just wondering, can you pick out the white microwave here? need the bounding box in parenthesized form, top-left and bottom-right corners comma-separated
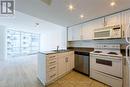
(94, 25, 122, 40)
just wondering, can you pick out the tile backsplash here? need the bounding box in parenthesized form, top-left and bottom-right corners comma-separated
(68, 39, 127, 48)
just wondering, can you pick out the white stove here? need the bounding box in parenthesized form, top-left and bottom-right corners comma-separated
(90, 44, 122, 57)
(90, 44, 123, 87)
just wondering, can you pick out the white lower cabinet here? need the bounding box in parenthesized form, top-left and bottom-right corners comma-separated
(58, 51, 74, 77)
(38, 51, 74, 86)
(67, 51, 75, 71)
(38, 53, 57, 85)
(57, 52, 67, 76)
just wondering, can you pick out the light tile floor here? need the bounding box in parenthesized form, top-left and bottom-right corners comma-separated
(47, 71, 110, 87)
(0, 55, 109, 87)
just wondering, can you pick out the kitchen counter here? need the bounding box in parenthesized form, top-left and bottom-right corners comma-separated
(39, 50, 72, 55)
(38, 50, 74, 86)
(67, 47, 94, 53)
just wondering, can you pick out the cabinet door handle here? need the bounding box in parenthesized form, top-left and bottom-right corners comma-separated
(50, 66, 56, 70)
(65, 58, 67, 62)
(65, 57, 68, 62)
(123, 57, 126, 65)
(67, 58, 69, 62)
(49, 56, 56, 58)
(50, 74, 56, 78)
(104, 17, 106, 26)
(49, 61, 56, 64)
(123, 31, 125, 37)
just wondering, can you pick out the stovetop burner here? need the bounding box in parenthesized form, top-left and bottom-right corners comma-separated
(94, 51, 102, 53)
(107, 52, 118, 55)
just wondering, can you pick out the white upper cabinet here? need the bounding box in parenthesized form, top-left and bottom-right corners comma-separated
(67, 28, 73, 41)
(68, 24, 82, 41)
(72, 24, 82, 41)
(122, 10, 130, 38)
(93, 18, 105, 29)
(67, 10, 130, 41)
(82, 22, 93, 40)
(104, 13, 122, 27)
(82, 18, 104, 40)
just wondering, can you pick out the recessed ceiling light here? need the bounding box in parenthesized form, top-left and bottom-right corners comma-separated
(110, 1, 116, 6)
(80, 14, 84, 19)
(68, 4, 74, 11)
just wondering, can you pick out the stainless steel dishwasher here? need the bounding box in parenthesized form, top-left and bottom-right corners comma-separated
(74, 51, 90, 76)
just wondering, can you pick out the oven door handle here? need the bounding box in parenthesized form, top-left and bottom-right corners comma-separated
(94, 57, 122, 60)
(96, 59, 112, 66)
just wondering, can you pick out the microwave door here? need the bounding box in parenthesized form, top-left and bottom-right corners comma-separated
(126, 24, 130, 44)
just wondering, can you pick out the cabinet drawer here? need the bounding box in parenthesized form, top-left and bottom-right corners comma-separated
(48, 65, 57, 72)
(47, 54, 57, 61)
(47, 71, 57, 81)
(48, 60, 57, 66)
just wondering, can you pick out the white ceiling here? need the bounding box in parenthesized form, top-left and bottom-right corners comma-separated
(16, 0, 130, 27)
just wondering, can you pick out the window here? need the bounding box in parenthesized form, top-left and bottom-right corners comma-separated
(7, 30, 40, 57)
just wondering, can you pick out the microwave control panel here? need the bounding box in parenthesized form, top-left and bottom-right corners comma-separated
(112, 27, 121, 38)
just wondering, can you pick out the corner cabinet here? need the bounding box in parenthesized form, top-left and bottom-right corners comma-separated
(68, 24, 82, 41)
(82, 18, 104, 40)
(104, 13, 122, 27)
(38, 51, 74, 86)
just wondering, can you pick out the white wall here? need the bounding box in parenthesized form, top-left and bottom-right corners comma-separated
(0, 26, 7, 60)
(40, 29, 67, 51)
(0, 11, 67, 60)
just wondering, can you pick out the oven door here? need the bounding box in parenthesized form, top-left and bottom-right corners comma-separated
(90, 54, 122, 78)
